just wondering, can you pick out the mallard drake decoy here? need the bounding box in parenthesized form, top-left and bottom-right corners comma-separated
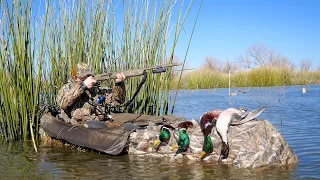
(153, 124, 175, 150)
(171, 121, 193, 154)
(216, 106, 266, 161)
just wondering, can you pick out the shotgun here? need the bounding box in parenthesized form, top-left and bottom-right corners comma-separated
(94, 62, 181, 83)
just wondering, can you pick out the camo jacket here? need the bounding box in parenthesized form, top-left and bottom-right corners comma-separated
(56, 79, 126, 124)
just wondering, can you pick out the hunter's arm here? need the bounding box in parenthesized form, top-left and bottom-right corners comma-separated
(56, 82, 85, 111)
(106, 81, 126, 105)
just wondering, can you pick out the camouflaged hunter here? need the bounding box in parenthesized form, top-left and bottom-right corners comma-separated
(56, 63, 126, 125)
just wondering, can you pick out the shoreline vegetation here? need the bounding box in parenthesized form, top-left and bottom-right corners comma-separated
(171, 45, 320, 89)
(0, 0, 197, 141)
(171, 66, 320, 89)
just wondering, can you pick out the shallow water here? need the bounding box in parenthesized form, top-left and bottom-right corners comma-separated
(0, 85, 319, 179)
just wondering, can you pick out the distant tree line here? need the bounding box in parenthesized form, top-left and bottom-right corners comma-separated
(202, 43, 316, 73)
(171, 43, 320, 89)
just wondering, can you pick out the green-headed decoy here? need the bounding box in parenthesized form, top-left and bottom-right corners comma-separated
(154, 124, 175, 150)
(171, 121, 193, 154)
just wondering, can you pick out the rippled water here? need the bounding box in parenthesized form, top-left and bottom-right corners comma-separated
(0, 85, 319, 179)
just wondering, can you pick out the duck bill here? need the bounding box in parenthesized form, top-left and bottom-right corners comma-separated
(200, 151, 207, 159)
(153, 139, 161, 147)
(171, 144, 179, 151)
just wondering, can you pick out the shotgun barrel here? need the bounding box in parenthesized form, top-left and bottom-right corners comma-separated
(94, 63, 181, 82)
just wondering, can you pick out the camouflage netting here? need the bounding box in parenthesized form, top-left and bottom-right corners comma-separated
(129, 119, 299, 168)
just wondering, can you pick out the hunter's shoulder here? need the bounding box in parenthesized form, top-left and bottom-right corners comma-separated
(58, 80, 79, 93)
(59, 82, 71, 90)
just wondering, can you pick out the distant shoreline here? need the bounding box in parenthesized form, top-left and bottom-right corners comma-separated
(171, 84, 318, 91)
(171, 67, 320, 89)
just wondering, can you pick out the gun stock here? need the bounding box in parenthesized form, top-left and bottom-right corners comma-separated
(94, 63, 181, 82)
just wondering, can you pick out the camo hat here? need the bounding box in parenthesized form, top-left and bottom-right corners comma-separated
(71, 62, 94, 79)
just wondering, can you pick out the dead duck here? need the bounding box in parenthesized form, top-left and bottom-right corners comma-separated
(199, 111, 220, 159)
(215, 106, 266, 161)
(171, 121, 193, 154)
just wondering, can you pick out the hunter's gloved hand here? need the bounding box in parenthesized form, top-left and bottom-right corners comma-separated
(98, 114, 105, 121)
(83, 76, 97, 89)
(115, 73, 126, 83)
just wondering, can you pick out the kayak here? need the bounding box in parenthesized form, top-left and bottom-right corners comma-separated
(40, 111, 185, 155)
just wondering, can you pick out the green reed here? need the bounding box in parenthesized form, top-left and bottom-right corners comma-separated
(0, 0, 195, 141)
(0, 0, 48, 145)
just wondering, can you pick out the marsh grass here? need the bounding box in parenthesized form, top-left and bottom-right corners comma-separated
(0, 0, 48, 144)
(171, 69, 226, 89)
(291, 71, 320, 85)
(173, 66, 319, 89)
(0, 0, 195, 141)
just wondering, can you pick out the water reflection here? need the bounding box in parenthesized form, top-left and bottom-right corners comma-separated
(0, 139, 299, 179)
(0, 140, 47, 179)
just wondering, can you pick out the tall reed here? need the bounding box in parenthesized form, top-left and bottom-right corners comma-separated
(0, 0, 48, 142)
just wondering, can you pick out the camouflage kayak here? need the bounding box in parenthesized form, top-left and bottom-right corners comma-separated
(40, 111, 185, 155)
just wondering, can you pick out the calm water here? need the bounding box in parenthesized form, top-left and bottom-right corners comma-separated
(1, 85, 319, 179)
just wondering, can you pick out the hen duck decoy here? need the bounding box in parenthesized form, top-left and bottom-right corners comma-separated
(171, 121, 193, 154)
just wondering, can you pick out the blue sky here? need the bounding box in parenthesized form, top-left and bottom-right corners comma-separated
(174, 0, 320, 70)
(4, 0, 318, 70)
